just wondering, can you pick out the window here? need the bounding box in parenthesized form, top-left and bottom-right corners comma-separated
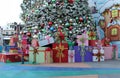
(111, 9, 118, 18)
(6, 32, 8, 36)
(111, 28, 117, 36)
(11, 32, 14, 35)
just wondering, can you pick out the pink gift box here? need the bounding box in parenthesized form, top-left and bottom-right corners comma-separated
(104, 47, 118, 60)
(77, 33, 88, 46)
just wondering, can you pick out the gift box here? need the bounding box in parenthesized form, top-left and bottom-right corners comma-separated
(0, 53, 29, 63)
(93, 47, 104, 62)
(89, 40, 98, 47)
(29, 47, 53, 64)
(74, 46, 93, 62)
(112, 45, 118, 60)
(4, 46, 16, 52)
(104, 46, 116, 60)
(77, 33, 88, 46)
(9, 48, 18, 53)
(39, 37, 54, 47)
(68, 50, 75, 63)
(52, 43, 68, 63)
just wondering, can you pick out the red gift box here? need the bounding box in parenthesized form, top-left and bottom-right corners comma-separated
(52, 43, 68, 63)
(0, 53, 29, 63)
(89, 40, 98, 46)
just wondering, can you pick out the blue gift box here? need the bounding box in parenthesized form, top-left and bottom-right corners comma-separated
(39, 37, 54, 47)
(74, 46, 93, 62)
(4, 46, 16, 52)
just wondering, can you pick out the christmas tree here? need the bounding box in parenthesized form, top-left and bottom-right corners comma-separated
(20, 0, 96, 41)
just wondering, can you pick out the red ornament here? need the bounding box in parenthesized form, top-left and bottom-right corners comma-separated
(69, 26, 73, 30)
(48, 22, 53, 26)
(79, 17, 83, 22)
(68, 0, 74, 4)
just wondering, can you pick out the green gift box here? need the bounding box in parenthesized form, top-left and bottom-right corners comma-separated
(29, 47, 53, 64)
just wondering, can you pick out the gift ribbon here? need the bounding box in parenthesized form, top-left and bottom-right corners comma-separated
(53, 43, 68, 62)
(45, 47, 53, 63)
(78, 46, 92, 62)
(88, 32, 96, 40)
(47, 39, 50, 44)
(93, 50, 104, 62)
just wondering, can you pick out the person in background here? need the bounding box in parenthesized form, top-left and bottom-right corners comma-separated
(21, 32, 28, 54)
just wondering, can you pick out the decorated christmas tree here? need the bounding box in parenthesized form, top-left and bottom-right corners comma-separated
(20, 0, 96, 42)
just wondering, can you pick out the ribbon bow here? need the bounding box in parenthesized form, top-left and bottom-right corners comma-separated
(53, 43, 67, 62)
(93, 50, 104, 62)
(88, 31, 96, 40)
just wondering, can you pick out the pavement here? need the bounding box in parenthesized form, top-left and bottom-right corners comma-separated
(0, 59, 120, 78)
(24, 60, 120, 78)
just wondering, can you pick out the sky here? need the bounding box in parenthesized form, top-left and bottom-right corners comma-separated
(0, 0, 23, 28)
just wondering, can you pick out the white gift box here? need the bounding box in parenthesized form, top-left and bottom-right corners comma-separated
(93, 47, 104, 62)
(68, 50, 75, 63)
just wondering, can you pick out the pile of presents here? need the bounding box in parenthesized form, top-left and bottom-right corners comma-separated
(0, 31, 118, 63)
(29, 32, 118, 64)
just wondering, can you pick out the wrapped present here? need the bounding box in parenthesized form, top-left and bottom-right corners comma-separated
(77, 33, 88, 46)
(104, 46, 117, 60)
(68, 50, 75, 63)
(29, 47, 53, 64)
(112, 45, 118, 59)
(52, 43, 68, 63)
(93, 47, 104, 62)
(74, 46, 93, 62)
(4, 46, 16, 52)
(9, 49, 18, 53)
(9, 48, 18, 53)
(39, 37, 54, 47)
(0, 53, 28, 63)
(101, 38, 110, 47)
(87, 31, 96, 40)
(89, 40, 98, 47)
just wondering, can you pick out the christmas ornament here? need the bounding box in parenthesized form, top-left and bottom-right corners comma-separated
(68, 0, 74, 4)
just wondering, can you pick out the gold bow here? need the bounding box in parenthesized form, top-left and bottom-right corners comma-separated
(88, 31, 96, 40)
(53, 43, 67, 62)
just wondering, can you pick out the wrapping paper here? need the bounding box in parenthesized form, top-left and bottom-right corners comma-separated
(93, 47, 104, 62)
(39, 37, 54, 47)
(104, 46, 117, 60)
(89, 40, 98, 47)
(29, 47, 52, 64)
(77, 33, 88, 46)
(74, 46, 93, 62)
(0, 53, 28, 63)
(52, 43, 68, 63)
(68, 50, 75, 63)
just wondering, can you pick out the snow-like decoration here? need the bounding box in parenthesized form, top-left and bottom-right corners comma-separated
(88, 0, 95, 7)
(99, 16, 104, 20)
(100, 0, 120, 13)
(107, 20, 120, 27)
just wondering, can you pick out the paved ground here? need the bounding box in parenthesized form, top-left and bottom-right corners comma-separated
(0, 59, 120, 78)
